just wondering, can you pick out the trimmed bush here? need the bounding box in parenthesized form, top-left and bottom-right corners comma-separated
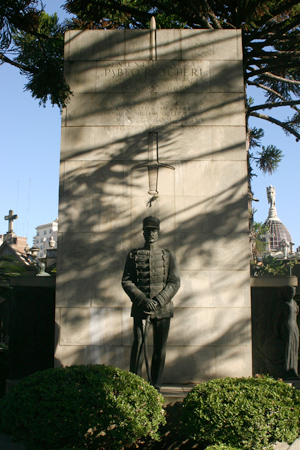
(182, 375, 300, 450)
(0, 364, 166, 450)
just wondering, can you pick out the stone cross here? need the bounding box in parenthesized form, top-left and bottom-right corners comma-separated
(4, 209, 18, 233)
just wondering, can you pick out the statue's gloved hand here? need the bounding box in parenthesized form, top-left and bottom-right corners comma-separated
(137, 295, 150, 306)
(143, 299, 158, 312)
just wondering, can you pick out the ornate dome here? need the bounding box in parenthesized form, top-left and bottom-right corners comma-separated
(263, 185, 293, 252)
(264, 217, 293, 251)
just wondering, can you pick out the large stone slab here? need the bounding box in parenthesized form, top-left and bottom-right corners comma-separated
(56, 28, 251, 384)
(60, 125, 246, 162)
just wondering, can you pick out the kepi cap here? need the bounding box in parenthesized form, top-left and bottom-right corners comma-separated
(143, 216, 160, 230)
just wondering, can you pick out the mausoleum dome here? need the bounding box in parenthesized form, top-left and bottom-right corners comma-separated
(264, 217, 293, 251)
(263, 185, 293, 252)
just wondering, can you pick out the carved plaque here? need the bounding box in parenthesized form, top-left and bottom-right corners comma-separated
(96, 61, 210, 93)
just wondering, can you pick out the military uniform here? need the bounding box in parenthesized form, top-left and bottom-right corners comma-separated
(122, 217, 180, 389)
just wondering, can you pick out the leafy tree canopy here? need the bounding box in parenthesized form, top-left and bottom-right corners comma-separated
(1, 1, 300, 174)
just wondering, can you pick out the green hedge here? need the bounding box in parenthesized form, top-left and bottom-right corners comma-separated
(0, 364, 166, 450)
(182, 375, 300, 450)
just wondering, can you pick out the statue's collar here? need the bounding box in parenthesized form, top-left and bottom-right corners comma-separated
(144, 242, 159, 251)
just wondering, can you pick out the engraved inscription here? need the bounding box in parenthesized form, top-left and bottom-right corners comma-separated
(67, 93, 244, 127)
(125, 100, 195, 125)
(96, 60, 210, 93)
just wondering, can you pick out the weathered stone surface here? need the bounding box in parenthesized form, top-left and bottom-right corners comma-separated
(174, 160, 247, 197)
(174, 195, 248, 235)
(55, 344, 92, 366)
(169, 307, 251, 346)
(66, 30, 126, 61)
(179, 270, 251, 308)
(163, 345, 217, 382)
(175, 232, 249, 270)
(65, 61, 97, 93)
(180, 29, 243, 61)
(163, 343, 252, 383)
(56, 269, 94, 307)
(60, 307, 91, 345)
(90, 345, 131, 368)
(210, 60, 244, 92)
(60, 125, 246, 162)
(91, 271, 128, 307)
(288, 439, 300, 450)
(60, 126, 150, 162)
(214, 344, 252, 378)
(90, 308, 123, 346)
(66, 29, 242, 62)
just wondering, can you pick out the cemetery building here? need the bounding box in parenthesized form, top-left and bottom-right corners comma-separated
(33, 219, 58, 258)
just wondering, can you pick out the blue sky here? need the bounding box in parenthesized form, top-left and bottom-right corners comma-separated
(1, 1, 299, 248)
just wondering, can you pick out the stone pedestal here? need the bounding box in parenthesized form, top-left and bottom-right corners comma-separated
(56, 29, 251, 383)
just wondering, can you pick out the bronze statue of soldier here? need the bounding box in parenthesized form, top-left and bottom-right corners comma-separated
(122, 216, 180, 391)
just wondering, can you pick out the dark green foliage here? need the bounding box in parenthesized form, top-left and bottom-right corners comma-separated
(0, 2, 71, 108)
(0, 364, 166, 450)
(255, 145, 283, 174)
(249, 126, 264, 150)
(251, 255, 298, 276)
(251, 220, 269, 257)
(0, 255, 24, 299)
(181, 376, 300, 450)
(0, 0, 41, 51)
(13, 11, 71, 108)
(249, 126, 283, 176)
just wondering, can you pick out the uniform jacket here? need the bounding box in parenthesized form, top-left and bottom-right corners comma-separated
(122, 246, 180, 319)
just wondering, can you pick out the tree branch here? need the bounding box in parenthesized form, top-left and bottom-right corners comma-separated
(202, 0, 222, 29)
(250, 112, 300, 140)
(189, 1, 214, 29)
(247, 80, 285, 100)
(246, 62, 300, 79)
(248, 34, 299, 49)
(0, 52, 37, 73)
(249, 99, 300, 113)
(262, 14, 300, 45)
(249, 72, 300, 86)
(249, 9, 300, 42)
(248, 50, 300, 60)
(247, 80, 300, 113)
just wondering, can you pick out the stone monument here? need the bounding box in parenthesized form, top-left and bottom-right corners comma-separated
(56, 25, 251, 383)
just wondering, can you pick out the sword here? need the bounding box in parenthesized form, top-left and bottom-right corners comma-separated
(132, 133, 175, 195)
